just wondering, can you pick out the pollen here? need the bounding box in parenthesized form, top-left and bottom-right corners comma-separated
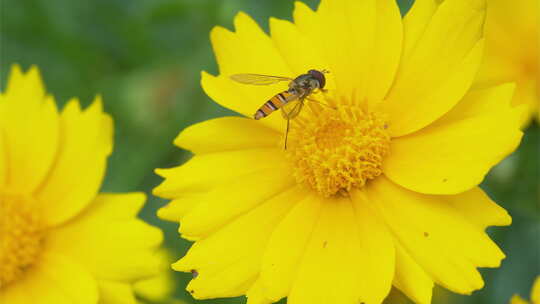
(0, 194, 45, 287)
(286, 101, 390, 197)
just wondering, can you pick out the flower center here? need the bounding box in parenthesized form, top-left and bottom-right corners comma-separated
(0, 194, 44, 287)
(286, 101, 390, 197)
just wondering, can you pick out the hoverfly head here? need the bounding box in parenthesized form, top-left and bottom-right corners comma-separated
(308, 69, 326, 89)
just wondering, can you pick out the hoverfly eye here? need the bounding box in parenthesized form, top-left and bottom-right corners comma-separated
(308, 69, 326, 89)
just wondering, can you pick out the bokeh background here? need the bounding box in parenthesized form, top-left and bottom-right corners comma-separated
(1, 0, 538, 303)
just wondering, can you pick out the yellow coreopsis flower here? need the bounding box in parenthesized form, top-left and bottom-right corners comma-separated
(476, 0, 539, 123)
(510, 276, 540, 304)
(0, 65, 164, 304)
(154, 0, 524, 303)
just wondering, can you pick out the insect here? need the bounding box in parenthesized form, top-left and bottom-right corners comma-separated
(230, 69, 329, 149)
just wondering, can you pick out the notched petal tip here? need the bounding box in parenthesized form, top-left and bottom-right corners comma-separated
(5, 64, 46, 101)
(151, 174, 172, 197)
(294, 0, 315, 14)
(210, 25, 234, 42)
(173, 121, 208, 150)
(63, 97, 83, 113)
(171, 257, 190, 272)
(496, 208, 512, 227)
(9, 63, 23, 75)
(200, 70, 217, 83)
(154, 168, 171, 178)
(151, 185, 166, 197)
(200, 70, 222, 98)
(88, 94, 104, 112)
(156, 205, 174, 221)
(26, 64, 45, 85)
(179, 233, 199, 242)
(233, 11, 258, 32)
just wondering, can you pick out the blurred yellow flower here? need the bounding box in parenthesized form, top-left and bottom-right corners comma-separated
(476, 0, 539, 123)
(0, 65, 164, 304)
(510, 276, 540, 304)
(154, 0, 524, 303)
(133, 249, 178, 304)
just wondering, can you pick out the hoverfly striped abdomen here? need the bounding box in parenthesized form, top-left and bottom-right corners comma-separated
(254, 91, 295, 120)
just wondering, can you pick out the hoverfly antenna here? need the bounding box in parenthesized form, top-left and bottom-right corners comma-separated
(321, 69, 330, 74)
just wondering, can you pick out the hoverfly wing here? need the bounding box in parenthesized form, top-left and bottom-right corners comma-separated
(230, 73, 293, 86)
(281, 98, 304, 120)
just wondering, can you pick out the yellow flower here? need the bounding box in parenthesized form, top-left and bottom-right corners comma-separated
(476, 0, 539, 123)
(133, 249, 178, 303)
(0, 65, 164, 304)
(154, 0, 524, 303)
(510, 276, 540, 304)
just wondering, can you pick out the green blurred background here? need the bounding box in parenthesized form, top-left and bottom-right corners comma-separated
(1, 0, 538, 303)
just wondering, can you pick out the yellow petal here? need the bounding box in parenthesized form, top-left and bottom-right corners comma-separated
(475, 23, 520, 88)
(436, 82, 517, 121)
(366, 0, 403, 103)
(293, 0, 402, 102)
(132, 249, 176, 302)
(510, 294, 530, 304)
(484, 0, 539, 45)
(157, 194, 204, 222)
(475, 0, 539, 125)
(384, 0, 486, 136)
(173, 186, 306, 299)
(212, 12, 291, 77)
(34, 96, 113, 226)
(201, 72, 286, 132)
(288, 195, 394, 304)
(0, 253, 99, 304)
(202, 12, 294, 131)
(259, 193, 324, 301)
(179, 167, 296, 239)
(246, 279, 273, 304)
(175, 116, 280, 154)
(392, 243, 434, 304)
(3, 65, 46, 109)
(0, 65, 60, 194)
(0, 130, 6, 186)
(153, 148, 286, 197)
(532, 276, 540, 304)
(444, 187, 511, 228)
(46, 193, 163, 281)
(513, 77, 539, 126)
(269, 16, 331, 83)
(367, 177, 506, 295)
(132, 272, 174, 303)
(383, 84, 523, 195)
(400, 0, 437, 62)
(97, 280, 137, 304)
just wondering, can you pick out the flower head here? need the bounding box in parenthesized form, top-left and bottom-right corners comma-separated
(154, 0, 524, 303)
(476, 0, 539, 123)
(0, 65, 163, 304)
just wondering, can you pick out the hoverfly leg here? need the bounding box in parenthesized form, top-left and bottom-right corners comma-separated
(305, 97, 335, 110)
(284, 118, 290, 150)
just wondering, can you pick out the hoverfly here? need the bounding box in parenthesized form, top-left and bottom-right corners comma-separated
(230, 69, 329, 149)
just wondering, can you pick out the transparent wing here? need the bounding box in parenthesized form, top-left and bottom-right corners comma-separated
(281, 99, 305, 120)
(230, 73, 293, 86)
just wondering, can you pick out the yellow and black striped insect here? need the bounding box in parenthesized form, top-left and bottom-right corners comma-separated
(230, 69, 329, 149)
